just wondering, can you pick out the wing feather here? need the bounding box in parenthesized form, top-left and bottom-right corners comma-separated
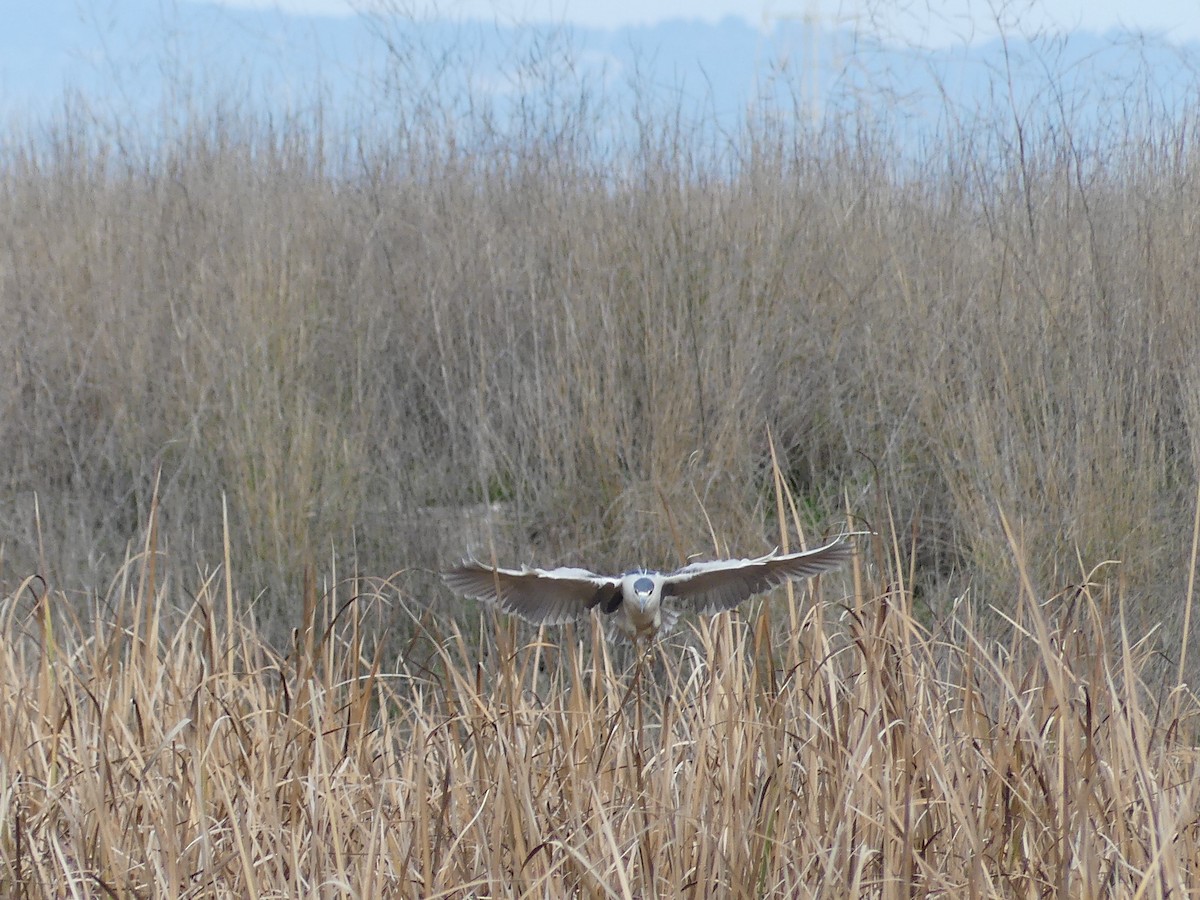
(442, 560, 620, 625)
(661, 537, 852, 615)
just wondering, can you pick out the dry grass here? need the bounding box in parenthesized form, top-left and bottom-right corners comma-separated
(4, 23, 1200, 895)
(2, 493, 1199, 897)
(3, 44, 1200, 647)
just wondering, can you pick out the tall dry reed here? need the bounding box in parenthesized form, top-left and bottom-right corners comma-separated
(1, 489, 1198, 896)
(3, 47, 1200, 651)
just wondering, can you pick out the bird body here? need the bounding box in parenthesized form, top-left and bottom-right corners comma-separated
(611, 573, 674, 643)
(442, 536, 852, 643)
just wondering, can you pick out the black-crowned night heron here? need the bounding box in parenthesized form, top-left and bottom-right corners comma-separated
(442, 536, 853, 643)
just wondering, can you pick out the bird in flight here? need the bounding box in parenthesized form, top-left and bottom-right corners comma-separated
(442, 536, 853, 644)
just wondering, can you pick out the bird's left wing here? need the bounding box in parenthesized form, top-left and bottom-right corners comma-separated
(442, 560, 623, 625)
(661, 537, 852, 616)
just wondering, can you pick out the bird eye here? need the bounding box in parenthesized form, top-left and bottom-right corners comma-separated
(634, 577, 654, 594)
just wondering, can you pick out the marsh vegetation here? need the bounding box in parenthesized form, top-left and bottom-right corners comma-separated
(3, 10, 1200, 894)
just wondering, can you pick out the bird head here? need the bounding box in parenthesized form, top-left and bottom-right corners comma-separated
(632, 576, 656, 610)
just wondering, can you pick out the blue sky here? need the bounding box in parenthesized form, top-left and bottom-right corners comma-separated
(217, 0, 1200, 45)
(4, 0, 1198, 144)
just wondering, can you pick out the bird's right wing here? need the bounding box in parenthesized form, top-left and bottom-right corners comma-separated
(442, 560, 622, 625)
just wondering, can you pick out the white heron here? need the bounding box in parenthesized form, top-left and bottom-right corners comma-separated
(442, 536, 853, 643)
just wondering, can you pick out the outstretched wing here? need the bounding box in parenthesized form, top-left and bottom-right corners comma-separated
(442, 560, 622, 625)
(661, 537, 852, 616)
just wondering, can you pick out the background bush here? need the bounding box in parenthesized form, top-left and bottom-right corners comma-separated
(1, 21, 1198, 655)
